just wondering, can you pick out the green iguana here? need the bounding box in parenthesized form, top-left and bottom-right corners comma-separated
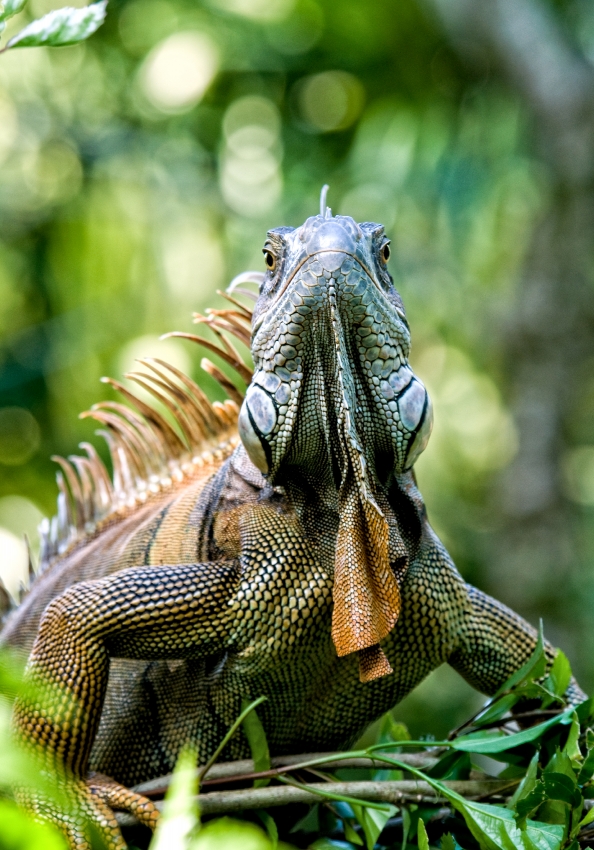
(1, 195, 583, 849)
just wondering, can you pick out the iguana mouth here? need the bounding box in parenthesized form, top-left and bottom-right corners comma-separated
(239, 211, 433, 681)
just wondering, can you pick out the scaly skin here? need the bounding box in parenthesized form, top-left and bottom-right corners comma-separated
(2, 210, 583, 849)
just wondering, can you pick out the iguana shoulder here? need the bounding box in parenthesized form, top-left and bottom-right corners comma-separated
(1, 288, 261, 653)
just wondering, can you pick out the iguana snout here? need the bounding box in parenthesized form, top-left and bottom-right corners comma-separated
(239, 209, 434, 680)
(240, 212, 432, 481)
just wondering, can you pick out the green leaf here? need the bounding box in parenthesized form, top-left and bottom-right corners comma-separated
(190, 817, 275, 849)
(515, 773, 581, 828)
(0, 0, 27, 24)
(448, 798, 563, 850)
(440, 835, 462, 850)
(152, 746, 199, 850)
(351, 803, 398, 850)
(199, 695, 267, 783)
(373, 754, 565, 850)
(575, 699, 594, 725)
(452, 709, 573, 754)
(256, 811, 278, 848)
(4, 0, 106, 50)
(563, 714, 582, 769)
(0, 799, 67, 850)
(578, 804, 594, 829)
(242, 697, 271, 788)
(343, 820, 364, 846)
(509, 752, 539, 809)
(417, 818, 430, 850)
(401, 806, 411, 850)
(578, 746, 594, 784)
(428, 750, 471, 780)
(541, 651, 572, 701)
(472, 693, 521, 729)
(545, 748, 576, 779)
(278, 776, 395, 813)
(493, 621, 546, 699)
(377, 713, 411, 743)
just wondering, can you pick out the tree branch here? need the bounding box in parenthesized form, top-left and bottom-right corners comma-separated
(132, 750, 444, 797)
(116, 778, 517, 826)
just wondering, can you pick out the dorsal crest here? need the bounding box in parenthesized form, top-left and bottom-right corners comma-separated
(35, 279, 262, 576)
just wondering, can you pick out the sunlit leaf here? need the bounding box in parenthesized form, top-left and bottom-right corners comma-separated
(151, 746, 199, 850)
(190, 817, 281, 849)
(417, 817, 430, 850)
(0, 0, 27, 23)
(4, 0, 106, 50)
(0, 799, 67, 850)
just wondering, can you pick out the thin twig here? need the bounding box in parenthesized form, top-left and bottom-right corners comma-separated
(452, 709, 563, 738)
(117, 778, 517, 826)
(134, 750, 444, 798)
(197, 695, 267, 784)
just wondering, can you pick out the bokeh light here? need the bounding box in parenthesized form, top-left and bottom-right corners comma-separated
(0, 495, 44, 598)
(0, 408, 40, 466)
(220, 96, 283, 217)
(296, 71, 365, 133)
(140, 32, 219, 113)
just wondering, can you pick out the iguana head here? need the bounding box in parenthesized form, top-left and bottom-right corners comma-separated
(238, 201, 433, 681)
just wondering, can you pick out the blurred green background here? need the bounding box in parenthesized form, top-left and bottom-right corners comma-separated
(1, 0, 594, 739)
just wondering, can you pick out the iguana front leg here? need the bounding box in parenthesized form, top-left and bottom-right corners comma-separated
(448, 584, 585, 703)
(13, 559, 241, 850)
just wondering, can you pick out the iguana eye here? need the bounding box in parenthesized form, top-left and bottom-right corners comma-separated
(263, 250, 277, 271)
(381, 242, 391, 264)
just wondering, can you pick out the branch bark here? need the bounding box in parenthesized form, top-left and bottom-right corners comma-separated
(116, 778, 517, 826)
(132, 750, 443, 797)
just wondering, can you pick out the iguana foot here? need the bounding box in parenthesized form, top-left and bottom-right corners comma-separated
(16, 779, 128, 850)
(87, 772, 160, 830)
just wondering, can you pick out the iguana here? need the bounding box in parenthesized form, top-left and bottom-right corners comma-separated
(1, 195, 583, 849)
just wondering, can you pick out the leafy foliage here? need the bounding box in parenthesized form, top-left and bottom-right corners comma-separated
(2, 637, 594, 849)
(3, 1, 106, 51)
(0, 0, 106, 50)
